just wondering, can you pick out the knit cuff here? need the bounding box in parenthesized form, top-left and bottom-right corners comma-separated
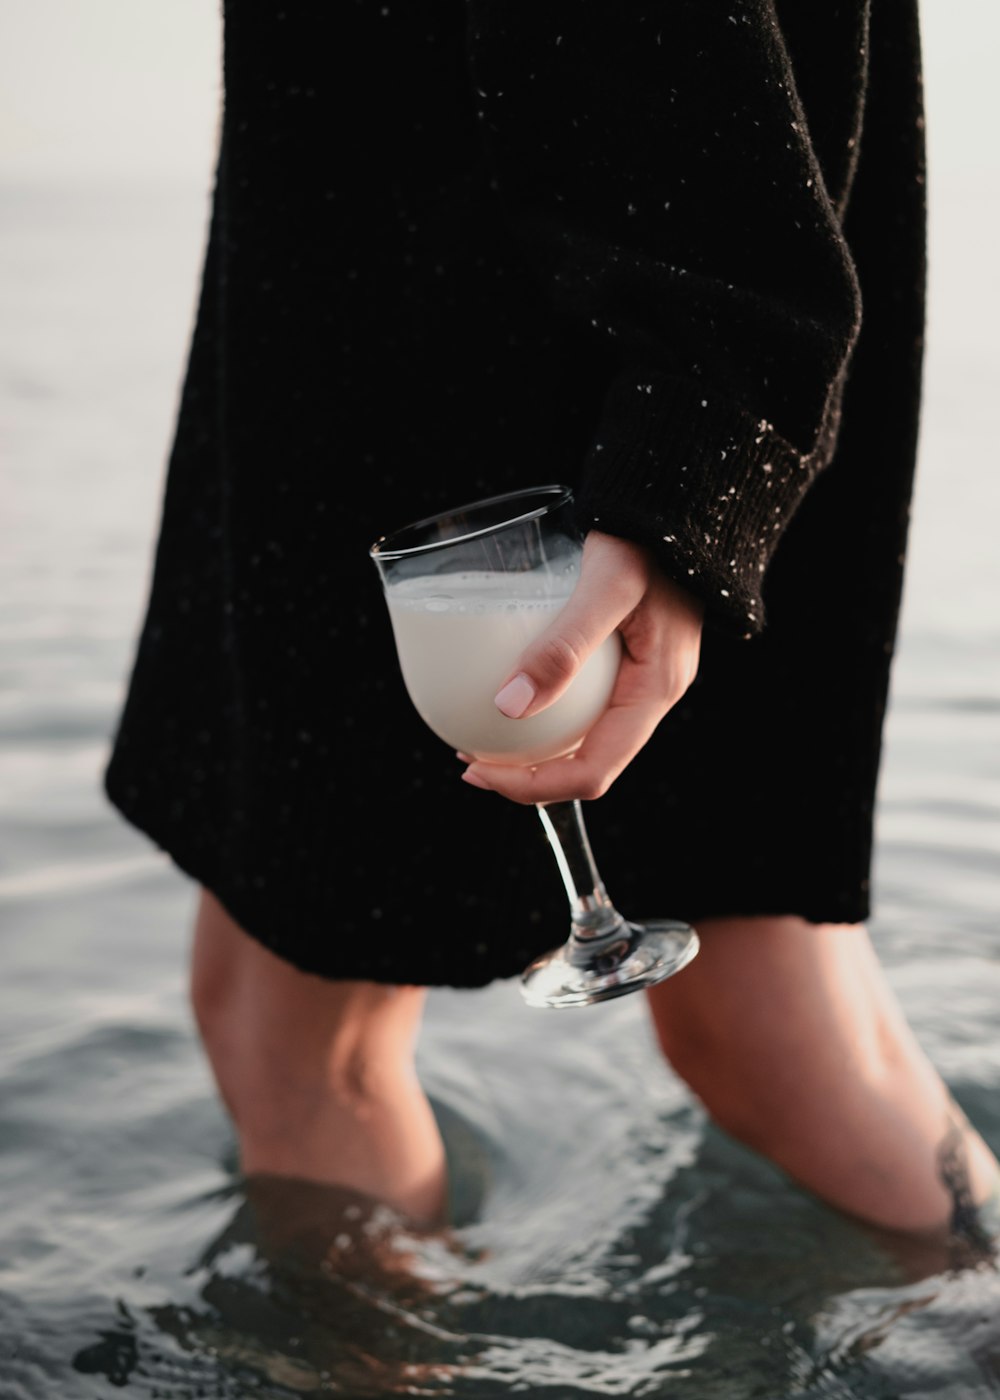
(575, 370, 836, 638)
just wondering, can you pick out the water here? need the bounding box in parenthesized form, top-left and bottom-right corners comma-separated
(2, 178, 999, 1398)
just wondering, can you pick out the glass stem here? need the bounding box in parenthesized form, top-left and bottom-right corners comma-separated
(535, 801, 629, 943)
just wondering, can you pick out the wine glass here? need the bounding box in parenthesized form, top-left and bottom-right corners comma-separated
(369, 484, 700, 1008)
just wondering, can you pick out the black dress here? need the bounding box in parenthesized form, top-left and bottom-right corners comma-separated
(104, 0, 927, 987)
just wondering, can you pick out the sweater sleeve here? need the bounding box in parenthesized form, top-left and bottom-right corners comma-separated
(463, 0, 864, 636)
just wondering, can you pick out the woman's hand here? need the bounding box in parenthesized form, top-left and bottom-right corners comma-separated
(460, 531, 704, 804)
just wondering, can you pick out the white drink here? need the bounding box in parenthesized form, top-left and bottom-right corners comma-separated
(386, 568, 621, 765)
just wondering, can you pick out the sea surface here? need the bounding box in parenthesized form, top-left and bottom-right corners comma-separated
(1, 178, 999, 1398)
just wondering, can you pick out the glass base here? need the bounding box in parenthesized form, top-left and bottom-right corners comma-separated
(520, 919, 700, 1009)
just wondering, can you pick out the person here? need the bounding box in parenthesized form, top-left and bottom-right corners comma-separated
(105, 1, 999, 1239)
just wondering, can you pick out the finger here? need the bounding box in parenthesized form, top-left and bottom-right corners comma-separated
(493, 536, 648, 720)
(462, 689, 670, 804)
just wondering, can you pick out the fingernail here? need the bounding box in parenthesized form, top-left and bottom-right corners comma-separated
(461, 769, 489, 790)
(494, 673, 535, 719)
(455, 751, 472, 762)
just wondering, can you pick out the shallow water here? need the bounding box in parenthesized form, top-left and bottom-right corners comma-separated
(2, 180, 999, 1398)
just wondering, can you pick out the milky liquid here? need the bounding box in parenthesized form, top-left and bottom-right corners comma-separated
(386, 569, 621, 766)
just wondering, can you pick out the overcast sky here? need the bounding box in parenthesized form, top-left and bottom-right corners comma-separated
(0, 1, 997, 187)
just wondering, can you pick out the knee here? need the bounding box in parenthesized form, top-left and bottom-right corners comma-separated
(647, 977, 826, 1155)
(188, 892, 425, 1135)
(193, 980, 417, 1139)
(657, 1027, 806, 1160)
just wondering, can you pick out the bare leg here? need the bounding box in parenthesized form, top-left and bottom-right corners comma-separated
(646, 917, 999, 1235)
(189, 888, 448, 1227)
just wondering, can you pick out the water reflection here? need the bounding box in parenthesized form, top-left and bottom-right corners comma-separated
(146, 1175, 476, 1396)
(66, 1125, 1000, 1399)
(71, 1304, 140, 1388)
(68, 1176, 463, 1395)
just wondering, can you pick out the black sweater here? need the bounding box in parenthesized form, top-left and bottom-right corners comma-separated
(463, 0, 871, 636)
(104, 0, 926, 979)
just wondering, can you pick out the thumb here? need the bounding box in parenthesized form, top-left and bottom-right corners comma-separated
(492, 535, 647, 720)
